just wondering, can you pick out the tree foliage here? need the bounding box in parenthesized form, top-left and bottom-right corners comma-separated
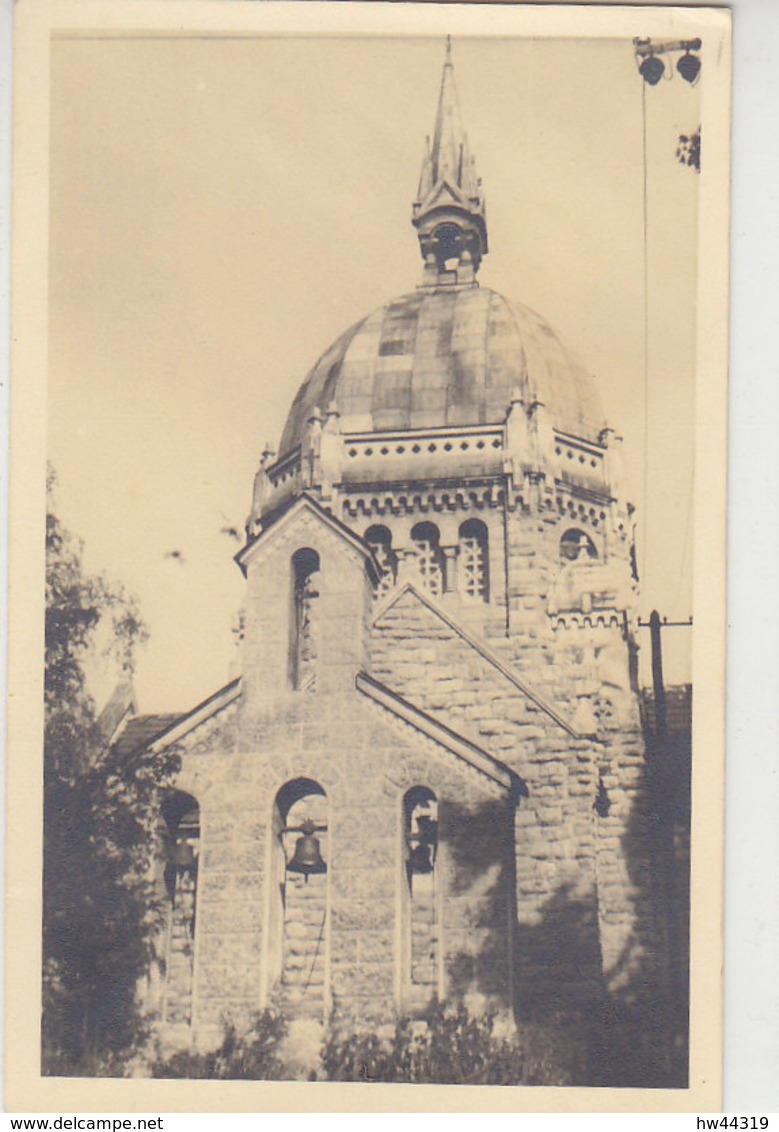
(321, 1003, 583, 1086)
(676, 127, 701, 173)
(150, 1015, 288, 1081)
(147, 1004, 583, 1085)
(43, 468, 179, 1075)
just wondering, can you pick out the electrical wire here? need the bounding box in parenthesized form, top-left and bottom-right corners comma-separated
(641, 76, 651, 592)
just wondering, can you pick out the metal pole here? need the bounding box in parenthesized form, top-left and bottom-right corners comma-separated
(649, 609, 668, 741)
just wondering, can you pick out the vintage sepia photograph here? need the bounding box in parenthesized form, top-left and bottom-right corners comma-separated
(8, 0, 730, 1112)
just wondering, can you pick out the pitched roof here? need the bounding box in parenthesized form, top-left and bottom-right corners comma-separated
(144, 678, 241, 752)
(110, 678, 241, 759)
(111, 713, 183, 760)
(97, 678, 139, 743)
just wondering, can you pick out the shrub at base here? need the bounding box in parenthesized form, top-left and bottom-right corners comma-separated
(150, 1013, 287, 1080)
(322, 1003, 582, 1086)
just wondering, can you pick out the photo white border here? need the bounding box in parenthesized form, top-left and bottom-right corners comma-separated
(6, 0, 733, 1114)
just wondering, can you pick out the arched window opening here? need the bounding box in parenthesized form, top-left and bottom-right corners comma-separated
(560, 528, 598, 563)
(433, 222, 463, 271)
(411, 522, 444, 597)
(365, 524, 397, 597)
(291, 548, 320, 692)
(269, 779, 329, 1014)
(458, 519, 490, 602)
(402, 787, 439, 1003)
(157, 791, 200, 1026)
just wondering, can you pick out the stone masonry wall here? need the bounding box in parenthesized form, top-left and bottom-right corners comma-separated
(155, 494, 658, 1044)
(241, 504, 373, 710)
(370, 585, 656, 1009)
(166, 687, 514, 1043)
(371, 588, 604, 1006)
(496, 498, 660, 1004)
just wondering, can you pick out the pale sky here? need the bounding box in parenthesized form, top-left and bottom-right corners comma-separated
(48, 32, 701, 711)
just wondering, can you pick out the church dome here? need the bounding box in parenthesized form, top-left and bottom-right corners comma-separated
(279, 285, 606, 456)
(249, 39, 619, 534)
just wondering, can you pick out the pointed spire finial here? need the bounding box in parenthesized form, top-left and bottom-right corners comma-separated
(412, 37, 488, 283)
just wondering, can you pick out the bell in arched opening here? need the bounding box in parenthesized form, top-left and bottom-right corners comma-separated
(402, 786, 440, 1005)
(286, 819, 327, 881)
(157, 790, 200, 1027)
(268, 778, 330, 1016)
(560, 527, 598, 563)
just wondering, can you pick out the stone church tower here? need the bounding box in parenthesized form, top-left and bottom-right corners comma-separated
(127, 43, 660, 1052)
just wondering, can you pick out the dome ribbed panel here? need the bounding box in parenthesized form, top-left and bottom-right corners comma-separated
(484, 290, 527, 422)
(371, 294, 424, 430)
(278, 287, 606, 455)
(506, 299, 603, 440)
(408, 290, 455, 428)
(279, 318, 367, 453)
(446, 288, 490, 426)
